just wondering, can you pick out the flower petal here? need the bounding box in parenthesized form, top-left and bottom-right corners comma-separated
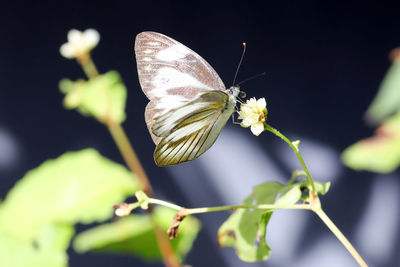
(60, 43, 76, 58)
(241, 105, 252, 115)
(83, 29, 100, 49)
(240, 122, 251, 128)
(240, 118, 251, 127)
(250, 122, 265, 136)
(247, 113, 260, 124)
(247, 97, 257, 107)
(67, 29, 82, 44)
(256, 98, 266, 110)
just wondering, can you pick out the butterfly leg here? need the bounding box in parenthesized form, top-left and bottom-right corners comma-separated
(231, 113, 241, 125)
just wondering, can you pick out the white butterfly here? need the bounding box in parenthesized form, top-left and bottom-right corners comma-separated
(134, 32, 240, 166)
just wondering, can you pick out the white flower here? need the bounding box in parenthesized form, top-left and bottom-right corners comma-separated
(60, 29, 100, 59)
(238, 97, 267, 136)
(114, 203, 131, 217)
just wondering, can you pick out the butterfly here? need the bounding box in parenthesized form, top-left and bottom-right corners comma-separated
(134, 32, 241, 166)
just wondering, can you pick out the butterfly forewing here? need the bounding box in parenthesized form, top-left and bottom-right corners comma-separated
(135, 32, 226, 144)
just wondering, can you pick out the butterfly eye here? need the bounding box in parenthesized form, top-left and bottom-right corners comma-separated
(239, 91, 246, 98)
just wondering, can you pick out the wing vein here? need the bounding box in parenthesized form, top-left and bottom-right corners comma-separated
(194, 113, 222, 158)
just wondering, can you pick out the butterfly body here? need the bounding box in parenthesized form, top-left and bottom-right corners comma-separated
(135, 32, 239, 166)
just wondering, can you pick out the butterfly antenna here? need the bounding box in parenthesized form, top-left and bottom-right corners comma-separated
(232, 42, 247, 86)
(236, 72, 266, 86)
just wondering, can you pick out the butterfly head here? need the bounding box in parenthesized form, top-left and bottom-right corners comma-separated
(227, 86, 247, 102)
(227, 86, 240, 98)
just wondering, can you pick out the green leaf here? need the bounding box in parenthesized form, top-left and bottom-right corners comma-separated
(342, 111, 400, 173)
(0, 224, 73, 267)
(365, 61, 400, 125)
(36, 224, 75, 252)
(0, 149, 139, 241)
(218, 178, 330, 262)
(274, 184, 301, 205)
(314, 181, 331, 195)
(73, 206, 200, 262)
(218, 182, 283, 262)
(59, 71, 127, 124)
(288, 172, 331, 198)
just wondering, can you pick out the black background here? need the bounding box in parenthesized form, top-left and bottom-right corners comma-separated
(1, 1, 399, 266)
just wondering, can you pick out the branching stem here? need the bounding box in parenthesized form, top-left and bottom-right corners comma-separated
(264, 124, 316, 195)
(145, 196, 367, 266)
(148, 198, 311, 214)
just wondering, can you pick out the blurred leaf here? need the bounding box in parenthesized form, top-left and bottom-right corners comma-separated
(36, 224, 74, 251)
(218, 178, 330, 262)
(59, 71, 127, 124)
(342, 111, 400, 173)
(0, 149, 139, 241)
(365, 61, 400, 125)
(0, 224, 73, 267)
(73, 206, 200, 262)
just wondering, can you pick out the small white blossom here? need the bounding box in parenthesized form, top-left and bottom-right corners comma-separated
(60, 29, 100, 59)
(114, 203, 131, 216)
(238, 97, 267, 136)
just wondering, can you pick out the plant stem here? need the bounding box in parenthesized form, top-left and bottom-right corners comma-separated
(108, 123, 153, 196)
(314, 206, 368, 267)
(147, 198, 311, 214)
(77, 55, 180, 266)
(148, 197, 367, 266)
(149, 198, 183, 211)
(263, 124, 366, 265)
(264, 124, 316, 195)
(186, 203, 310, 214)
(78, 54, 99, 78)
(151, 218, 182, 267)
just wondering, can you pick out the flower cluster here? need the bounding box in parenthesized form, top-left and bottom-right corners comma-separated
(238, 97, 268, 136)
(60, 29, 100, 59)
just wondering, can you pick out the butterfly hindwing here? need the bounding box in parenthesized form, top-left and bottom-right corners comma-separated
(153, 91, 233, 166)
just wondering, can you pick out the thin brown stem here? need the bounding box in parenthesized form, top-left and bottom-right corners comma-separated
(76, 55, 181, 266)
(77, 54, 99, 78)
(108, 123, 153, 196)
(152, 218, 182, 267)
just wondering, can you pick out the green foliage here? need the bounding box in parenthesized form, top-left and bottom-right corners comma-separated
(0, 149, 140, 267)
(365, 61, 400, 125)
(73, 206, 201, 262)
(342, 111, 400, 173)
(0, 149, 139, 241)
(343, 58, 400, 173)
(59, 71, 127, 124)
(218, 179, 330, 262)
(218, 182, 279, 262)
(0, 225, 73, 267)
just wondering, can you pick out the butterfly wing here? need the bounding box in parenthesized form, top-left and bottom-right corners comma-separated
(152, 91, 235, 166)
(135, 32, 226, 144)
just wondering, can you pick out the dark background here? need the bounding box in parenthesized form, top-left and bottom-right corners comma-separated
(1, 1, 399, 266)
